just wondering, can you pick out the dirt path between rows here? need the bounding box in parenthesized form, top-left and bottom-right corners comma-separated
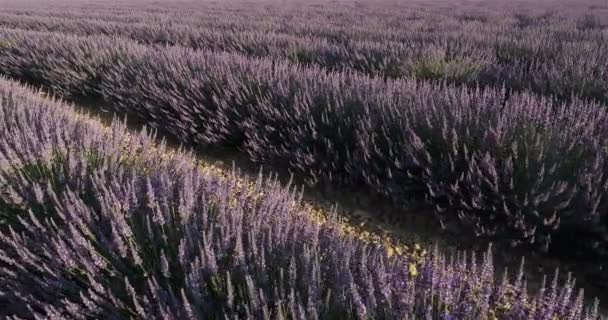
(39, 89, 608, 316)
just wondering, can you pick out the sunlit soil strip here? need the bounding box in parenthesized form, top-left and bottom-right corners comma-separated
(194, 160, 428, 269)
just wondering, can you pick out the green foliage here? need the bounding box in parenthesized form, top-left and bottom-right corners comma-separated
(414, 55, 482, 83)
(494, 44, 537, 65)
(577, 13, 603, 31)
(2, 151, 84, 230)
(287, 46, 315, 65)
(17, 152, 65, 186)
(383, 59, 408, 79)
(458, 13, 489, 23)
(0, 39, 14, 49)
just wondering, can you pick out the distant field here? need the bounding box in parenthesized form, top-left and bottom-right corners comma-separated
(0, 0, 607, 318)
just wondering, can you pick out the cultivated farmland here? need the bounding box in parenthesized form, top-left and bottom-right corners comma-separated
(0, 0, 607, 318)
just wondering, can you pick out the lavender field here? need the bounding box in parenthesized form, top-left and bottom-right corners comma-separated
(0, 0, 607, 318)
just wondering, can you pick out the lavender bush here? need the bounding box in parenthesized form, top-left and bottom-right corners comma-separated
(0, 76, 603, 319)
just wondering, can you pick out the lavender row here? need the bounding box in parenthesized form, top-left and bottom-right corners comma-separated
(1, 8, 607, 105)
(1, 28, 607, 262)
(0, 15, 492, 83)
(4, 0, 606, 45)
(1, 77, 601, 319)
(4, 1, 606, 50)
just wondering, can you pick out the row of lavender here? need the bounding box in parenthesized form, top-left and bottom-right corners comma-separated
(1, 1, 607, 104)
(1, 28, 607, 264)
(1, 76, 600, 319)
(4, 0, 606, 42)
